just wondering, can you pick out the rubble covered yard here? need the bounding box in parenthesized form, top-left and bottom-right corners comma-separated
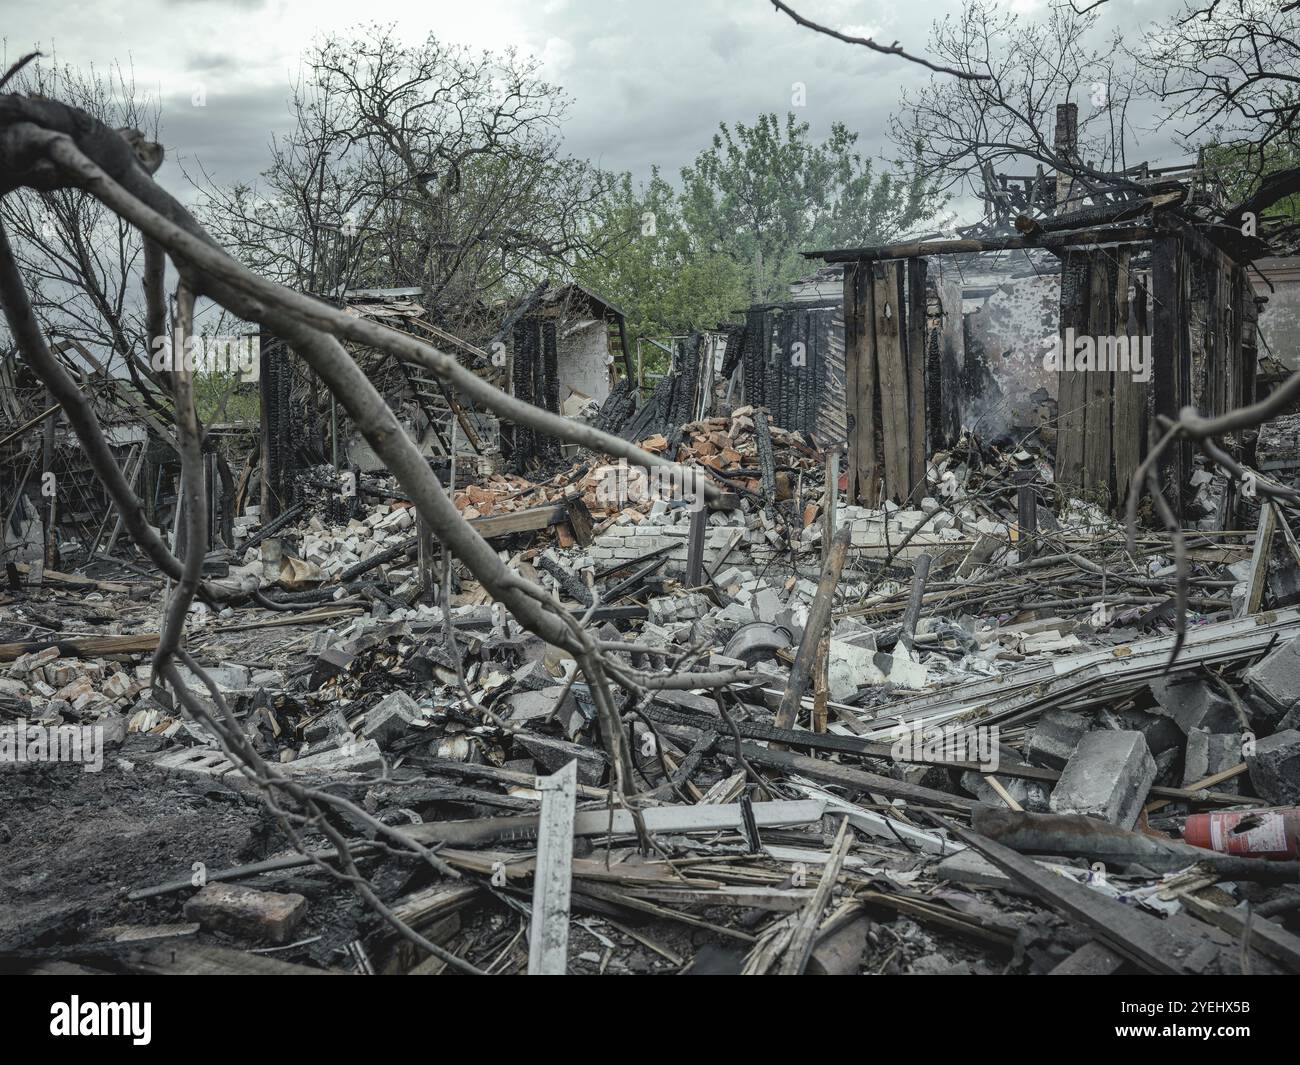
(5, 394, 1300, 975)
(3, 0, 1300, 986)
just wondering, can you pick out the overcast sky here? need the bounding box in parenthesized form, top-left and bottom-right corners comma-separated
(4, 0, 1190, 220)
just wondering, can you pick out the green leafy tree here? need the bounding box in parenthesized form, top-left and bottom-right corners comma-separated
(578, 113, 942, 347)
(680, 113, 940, 304)
(1202, 136, 1300, 227)
(576, 169, 744, 347)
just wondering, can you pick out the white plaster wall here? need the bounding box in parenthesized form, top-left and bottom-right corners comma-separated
(558, 319, 612, 405)
(1254, 257, 1300, 371)
(964, 273, 1061, 432)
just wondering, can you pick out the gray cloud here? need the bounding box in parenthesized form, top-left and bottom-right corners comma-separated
(167, 0, 269, 8)
(4, 0, 1199, 214)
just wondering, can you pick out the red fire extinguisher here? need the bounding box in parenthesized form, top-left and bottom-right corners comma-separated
(1182, 808, 1300, 860)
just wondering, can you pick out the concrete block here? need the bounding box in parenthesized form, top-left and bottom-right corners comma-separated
(1148, 676, 1240, 734)
(183, 883, 307, 944)
(752, 587, 783, 624)
(1113, 706, 1185, 759)
(1026, 708, 1090, 769)
(507, 685, 577, 725)
(1242, 636, 1300, 726)
(304, 707, 350, 745)
(828, 639, 882, 701)
(1246, 728, 1300, 805)
(713, 566, 745, 589)
(1049, 730, 1156, 829)
(510, 658, 559, 692)
(285, 739, 383, 775)
(514, 733, 606, 784)
(361, 691, 422, 745)
(154, 747, 238, 779)
(1183, 729, 1242, 792)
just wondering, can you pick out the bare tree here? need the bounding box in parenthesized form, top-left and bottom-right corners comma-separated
(891, 0, 1146, 227)
(1141, 0, 1300, 188)
(190, 25, 617, 334)
(0, 55, 170, 408)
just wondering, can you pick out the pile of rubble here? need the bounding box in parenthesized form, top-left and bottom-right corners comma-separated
(3, 412, 1300, 977)
(4, 647, 142, 730)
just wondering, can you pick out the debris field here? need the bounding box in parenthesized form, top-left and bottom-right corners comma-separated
(5, 410, 1300, 976)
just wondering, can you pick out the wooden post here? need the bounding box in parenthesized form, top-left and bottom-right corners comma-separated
(873, 261, 909, 503)
(906, 257, 928, 497)
(814, 449, 840, 734)
(685, 505, 707, 587)
(528, 760, 577, 975)
(843, 262, 876, 505)
(417, 512, 436, 596)
(1151, 233, 1188, 520)
(775, 526, 851, 732)
(1055, 250, 1090, 494)
(1112, 249, 1144, 507)
(823, 450, 839, 560)
(41, 392, 55, 569)
(1240, 503, 1276, 617)
(258, 336, 276, 520)
(1017, 484, 1037, 561)
(899, 552, 932, 650)
(1081, 251, 1116, 505)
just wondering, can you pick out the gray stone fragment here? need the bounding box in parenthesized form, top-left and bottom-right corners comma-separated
(1245, 728, 1300, 805)
(1183, 729, 1243, 792)
(1113, 707, 1185, 758)
(514, 734, 606, 785)
(1152, 747, 1182, 787)
(1049, 730, 1156, 829)
(98, 712, 128, 748)
(651, 689, 721, 717)
(1026, 709, 1091, 769)
(304, 707, 350, 745)
(717, 602, 759, 630)
(1243, 636, 1300, 721)
(807, 914, 871, 975)
(827, 639, 881, 701)
(507, 685, 577, 725)
(360, 691, 422, 745)
(287, 738, 383, 775)
(183, 883, 306, 944)
(752, 587, 784, 624)
(1278, 702, 1300, 732)
(176, 663, 250, 691)
(510, 658, 559, 693)
(1148, 677, 1240, 734)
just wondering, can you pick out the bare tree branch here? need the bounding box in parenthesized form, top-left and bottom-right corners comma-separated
(769, 0, 991, 81)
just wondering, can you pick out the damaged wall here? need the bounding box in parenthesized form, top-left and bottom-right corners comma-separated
(556, 317, 613, 409)
(964, 271, 1060, 434)
(1254, 255, 1300, 371)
